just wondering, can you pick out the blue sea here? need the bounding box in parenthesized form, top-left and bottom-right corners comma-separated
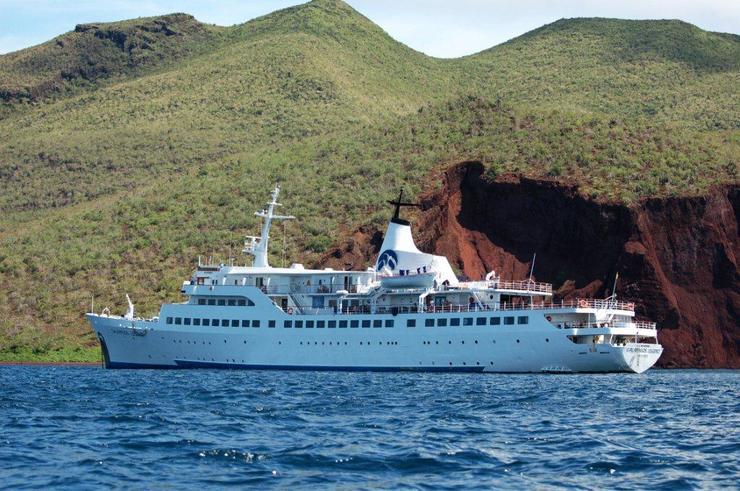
(0, 367, 737, 490)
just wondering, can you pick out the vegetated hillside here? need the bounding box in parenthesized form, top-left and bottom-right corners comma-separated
(0, 0, 737, 363)
(0, 13, 223, 104)
(471, 17, 740, 130)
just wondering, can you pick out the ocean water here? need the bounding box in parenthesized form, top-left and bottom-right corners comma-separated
(0, 367, 737, 490)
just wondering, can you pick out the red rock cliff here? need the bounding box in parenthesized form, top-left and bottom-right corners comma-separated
(322, 161, 739, 368)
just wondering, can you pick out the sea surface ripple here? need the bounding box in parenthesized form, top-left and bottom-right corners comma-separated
(0, 367, 737, 489)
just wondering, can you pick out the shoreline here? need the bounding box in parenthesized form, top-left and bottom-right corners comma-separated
(0, 361, 100, 366)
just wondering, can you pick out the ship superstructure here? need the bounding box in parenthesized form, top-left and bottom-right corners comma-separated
(87, 185, 663, 373)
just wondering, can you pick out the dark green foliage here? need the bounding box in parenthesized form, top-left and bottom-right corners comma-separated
(0, 0, 737, 360)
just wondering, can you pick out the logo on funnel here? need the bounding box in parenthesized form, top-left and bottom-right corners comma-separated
(376, 249, 398, 272)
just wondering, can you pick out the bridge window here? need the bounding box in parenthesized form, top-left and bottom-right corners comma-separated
(407, 319, 416, 327)
(490, 317, 500, 325)
(504, 316, 515, 325)
(385, 320, 394, 328)
(463, 318, 473, 326)
(284, 320, 292, 328)
(517, 316, 529, 324)
(217, 299, 226, 306)
(328, 320, 336, 328)
(198, 299, 206, 305)
(207, 299, 216, 306)
(241, 320, 250, 328)
(425, 319, 434, 327)
(450, 318, 460, 326)
(227, 299, 236, 306)
(237, 299, 246, 306)
(476, 317, 486, 326)
(373, 320, 382, 328)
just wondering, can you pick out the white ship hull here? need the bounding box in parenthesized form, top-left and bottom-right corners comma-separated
(88, 309, 662, 373)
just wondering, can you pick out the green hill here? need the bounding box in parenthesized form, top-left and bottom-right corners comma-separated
(0, 0, 737, 361)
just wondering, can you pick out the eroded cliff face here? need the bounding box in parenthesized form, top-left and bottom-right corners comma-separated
(321, 162, 739, 368)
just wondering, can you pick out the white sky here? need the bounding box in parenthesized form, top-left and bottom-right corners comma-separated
(0, 0, 738, 57)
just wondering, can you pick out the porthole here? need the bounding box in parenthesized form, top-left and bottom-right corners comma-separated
(516, 339, 520, 343)
(546, 338, 549, 342)
(243, 341, 247, 344)
(461, 340, 465, 344)
(475, 340, 478, 344)
(449, 340, 452, 344)
(449, 362, 453, 366)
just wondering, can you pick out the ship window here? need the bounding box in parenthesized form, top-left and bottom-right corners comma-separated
(476, 317, 486, 326)
(312, 297, 324, 309)
(490, 317, 500, 325)
(193, 318, 201, 326)
(184, 318, 191, 326)
(339, 320, 347, 328)
(222, 319, 229, 327)
(207, 299, 216, 306)
(166, 317, 173, 324)
(203, 319, 210, 326)
(504, 316, 515, 325)
(407, 319, 416, 327)
(306, 321, 314, 328)
(317, 321, 325, 328)
(253, 320, 260, 328)
(437, 318, 447, 327)
(237, 299, 246, 306)
(450, 318, 460, 326)
(198, 299, 206, 305)
(425, 319, 434, 327)
(350, 320, 359, 328)
(217, 299, 226, 306)
(227, 299, 236, 306)
(518, 316, 529, 324)
(230, 320, 237, 327)
(212, 319, 219, 327)
(385, 320, 394, 328)
(361, 320, 371, 328)
(175, 317, 182, 325)
(284, 320, 292, 328)
(241, 320, 250, 328)
(269, 320, 276, 328)
(328, 320, 336, 328)
(295, 321, 303, 328)
(373, 320, 382, 328)
(463, 318, 473, 326)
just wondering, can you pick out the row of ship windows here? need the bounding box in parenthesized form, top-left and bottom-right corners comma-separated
(165, 315, 530, 328)
(166, 317, 275, 328)
(195, 297, 254, 307)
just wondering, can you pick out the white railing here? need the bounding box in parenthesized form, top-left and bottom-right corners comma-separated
(459, 279, 553, 294)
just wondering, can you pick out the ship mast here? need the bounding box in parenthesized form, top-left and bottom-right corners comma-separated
(243, 184, 294, 268)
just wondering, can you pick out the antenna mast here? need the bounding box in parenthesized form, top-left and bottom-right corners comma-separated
(243, 184, 294, 268)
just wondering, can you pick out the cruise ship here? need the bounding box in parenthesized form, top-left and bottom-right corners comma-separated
(87, 185, 663, 373)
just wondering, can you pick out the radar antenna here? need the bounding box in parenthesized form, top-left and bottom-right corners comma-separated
(243, 184, 294, 268)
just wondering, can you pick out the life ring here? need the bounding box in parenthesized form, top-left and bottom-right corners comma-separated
(578, 299, 588, 308)
(287, 308, 294, 315)
(546, 315, 552, 322)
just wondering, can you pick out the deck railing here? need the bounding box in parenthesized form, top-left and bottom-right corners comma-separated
(459, 279, 553, 294)
(290, 298, 638, 316)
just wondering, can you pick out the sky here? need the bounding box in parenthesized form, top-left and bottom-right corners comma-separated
(1, 0, 739, 58)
